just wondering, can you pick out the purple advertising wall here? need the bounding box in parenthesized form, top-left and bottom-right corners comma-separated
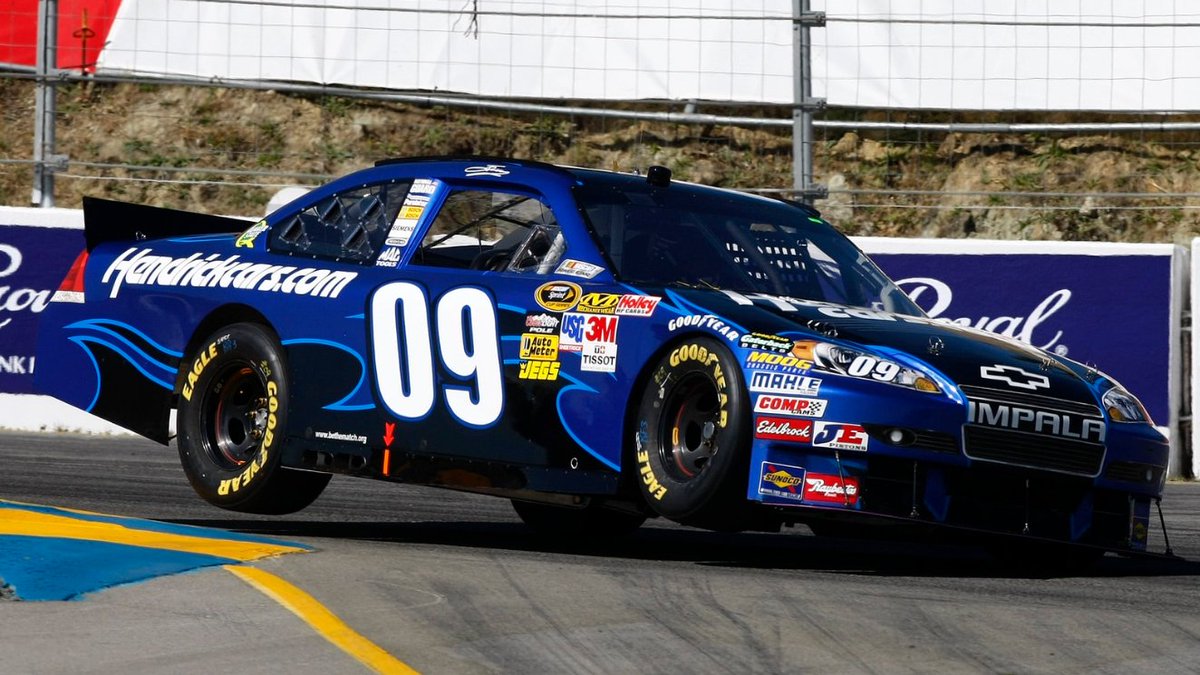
(0, 225, 85, 394)
(866, 249, 1177, 425)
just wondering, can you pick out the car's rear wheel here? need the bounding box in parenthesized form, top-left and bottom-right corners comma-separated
(176, 323, 330, 514)
(510, 499, 646, 538)
(633, 337, 749, 529)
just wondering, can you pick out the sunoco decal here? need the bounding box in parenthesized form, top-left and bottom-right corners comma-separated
(758, 462, 806, 502)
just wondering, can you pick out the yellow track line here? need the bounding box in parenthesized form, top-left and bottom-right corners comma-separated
(0, 509, 304, 561)
(225, 565, 419, 675)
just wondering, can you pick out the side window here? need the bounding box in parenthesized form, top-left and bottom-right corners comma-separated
(410, 189, 564, 273)
(270, 180, 412, 263)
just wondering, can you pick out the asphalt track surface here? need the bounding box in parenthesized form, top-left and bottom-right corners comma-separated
(3, 430, 1200, 674)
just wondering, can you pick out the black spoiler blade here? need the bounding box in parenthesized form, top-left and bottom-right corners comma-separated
(81, 197, 255, 251)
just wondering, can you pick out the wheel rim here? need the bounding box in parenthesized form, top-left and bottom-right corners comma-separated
(202, 364, 269, 470)
(659, 372, 722, 481)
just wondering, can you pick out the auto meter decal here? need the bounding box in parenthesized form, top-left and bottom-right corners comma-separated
(758, 462, 806, 502)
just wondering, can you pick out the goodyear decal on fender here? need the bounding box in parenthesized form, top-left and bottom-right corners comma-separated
(535, 281, 581, 312)
(758, 462, 806, 502)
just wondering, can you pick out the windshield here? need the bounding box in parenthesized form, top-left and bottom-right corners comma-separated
(571, 171, 923, 316)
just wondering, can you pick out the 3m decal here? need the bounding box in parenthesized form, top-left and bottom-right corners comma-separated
(371, 282, 503, 427)
(559, 313, 618, 355)
(519, 333, 559, 361)
(535, 281, 581, 312)
(812, 423, 869, 451)
(103, 248, 357, 300)
(758, 462, 806, 502)
(754, 416, 813, 442)
(802, 473, 860, 505)
(753, 395, 826, 418)
(748, 371, 821, 397)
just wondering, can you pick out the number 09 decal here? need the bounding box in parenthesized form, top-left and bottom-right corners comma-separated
(370, 282, 503, 427)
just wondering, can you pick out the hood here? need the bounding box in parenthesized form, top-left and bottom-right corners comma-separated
(686, 289, 1101, 405)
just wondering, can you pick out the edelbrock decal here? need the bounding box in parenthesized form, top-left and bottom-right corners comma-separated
(102, 248, 357, 300)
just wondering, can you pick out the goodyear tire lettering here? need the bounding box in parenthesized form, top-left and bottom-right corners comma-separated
(181, 341, 219, 401)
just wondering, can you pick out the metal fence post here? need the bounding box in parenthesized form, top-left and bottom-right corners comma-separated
(792, 0, 826, 205)
(32, 0, 60, 208)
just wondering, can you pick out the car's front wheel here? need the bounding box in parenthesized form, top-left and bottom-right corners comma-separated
(633, 337, 749, 529)
(176, 322, 330, 514)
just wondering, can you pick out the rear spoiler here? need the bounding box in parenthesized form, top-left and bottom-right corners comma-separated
(81, 197, 255, 251)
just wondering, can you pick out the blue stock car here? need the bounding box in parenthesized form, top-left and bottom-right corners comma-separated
(36, 157, 1170, 559)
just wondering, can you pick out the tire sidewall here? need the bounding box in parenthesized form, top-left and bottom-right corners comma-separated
(177, 323, 288, 509)
(634, 337, 747, 519)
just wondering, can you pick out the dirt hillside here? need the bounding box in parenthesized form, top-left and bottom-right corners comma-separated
(3, 79, 1199, 244)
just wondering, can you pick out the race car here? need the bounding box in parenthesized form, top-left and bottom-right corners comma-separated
(36, 156, 1169, 557)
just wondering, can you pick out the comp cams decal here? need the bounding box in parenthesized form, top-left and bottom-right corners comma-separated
(103, 248, 357, 300)
(753, 394, 826, 418)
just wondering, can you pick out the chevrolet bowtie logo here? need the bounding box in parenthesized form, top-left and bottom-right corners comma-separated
(979, 364, 1050, 390)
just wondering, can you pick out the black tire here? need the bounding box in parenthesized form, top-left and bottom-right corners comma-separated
(176, 323, 330, 514)
(633, 337, 749, 528)
(511, 499, 646, 538)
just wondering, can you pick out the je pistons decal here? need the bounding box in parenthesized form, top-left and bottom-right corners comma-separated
(812, 422, 869, 451)
(535, 281, 581, 312)
(755, 416, 813, 442)
(758, 462, 806, 502)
